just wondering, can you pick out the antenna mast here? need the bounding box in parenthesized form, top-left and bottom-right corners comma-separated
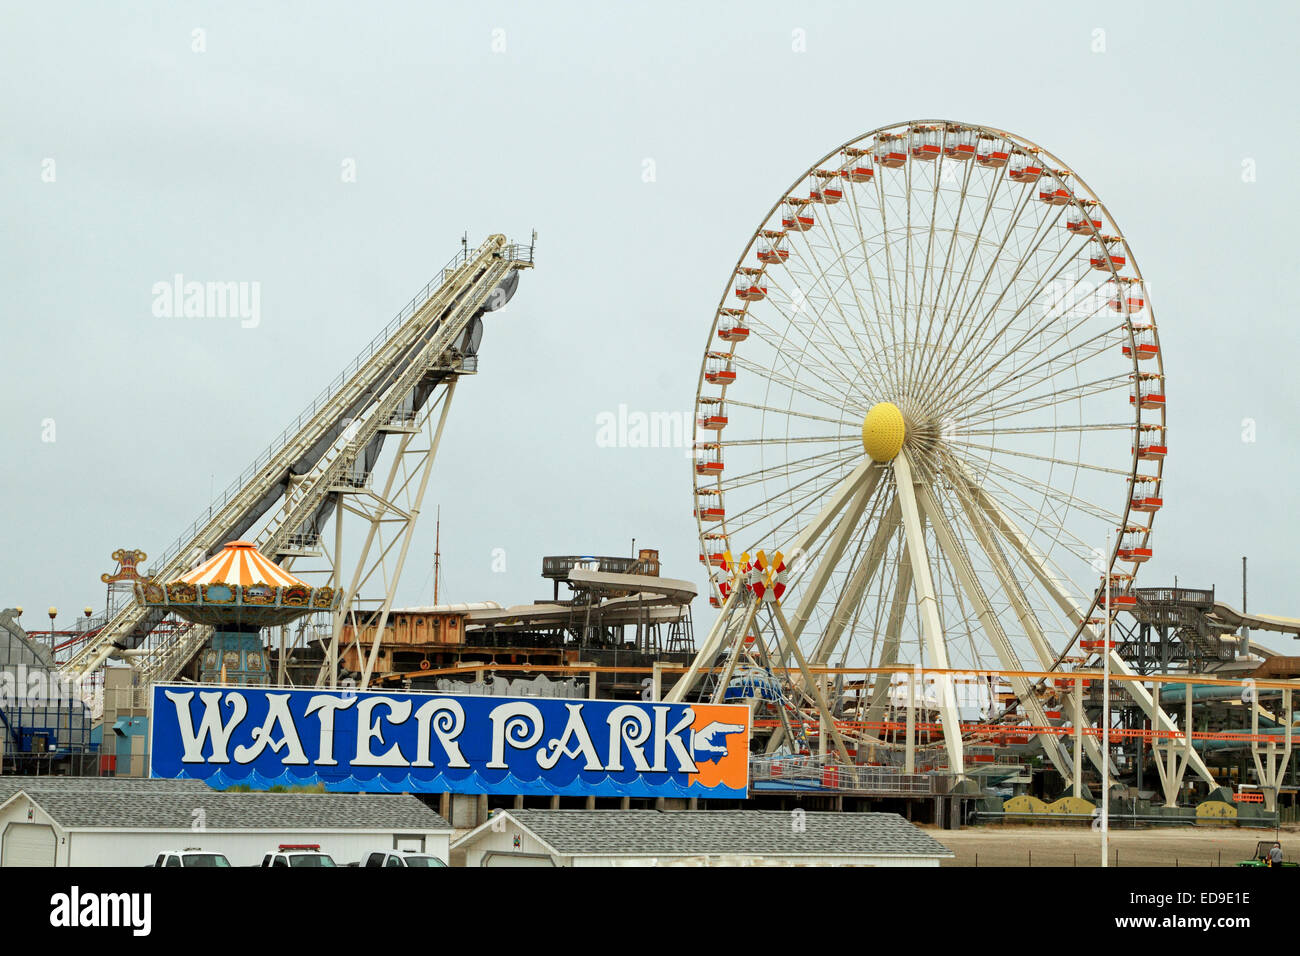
(434, 506, 442, 605)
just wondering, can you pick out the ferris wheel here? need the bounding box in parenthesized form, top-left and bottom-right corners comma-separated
(674, 120, 1197, 783)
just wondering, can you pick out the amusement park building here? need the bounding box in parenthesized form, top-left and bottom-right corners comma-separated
(452, 809, 952, 867)
(0, 777, 451, 867)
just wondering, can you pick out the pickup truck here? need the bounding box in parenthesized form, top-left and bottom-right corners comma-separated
(358, 849, 447, 868)
(260, 844, 338, 867)
(153, 849, 232, 867)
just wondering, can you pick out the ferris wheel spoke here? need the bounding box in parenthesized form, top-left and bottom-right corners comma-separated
(784, 216, 899, 401)
(912, 163, 1009, 394)
(721, 453, 865, 537)
(750, 273, 885, 400)
(826, 184, 908, 398)
(941, 473, 1065, 670)
(957, 370, 1132, 428)
(745, 318, 871, 400)
(949, 461, 1094, 633)
(719, 434, 857, 449)
(723, 398, 861, 429)
(926, 206, 1081, 412)
(940, 272, 1115, 415)
(871, 166, 908, 394)
(721, 444, 860, 491)
(950, 320, 1123, 420)
(957, 422, 1132, 437)
(900, 151, 951, 399)
(908, 155, 980, 395)
(930, 176, 1042, 373)
(922, 181, 1078, 402)
(729, 347, 864, 414)
(944, 449, 1119, 559)
(945, 439, 1132, 477)
(954, 447, 1123, 536)
(738, 319, 872, 401)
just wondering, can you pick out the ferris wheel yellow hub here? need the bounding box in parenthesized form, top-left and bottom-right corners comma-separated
(862, 402, 906, 462)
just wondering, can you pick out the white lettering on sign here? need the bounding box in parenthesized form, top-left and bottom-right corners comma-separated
(412, 698, 470, 768)
(165, 689, 247, 763)
(353, 696, 412, 766)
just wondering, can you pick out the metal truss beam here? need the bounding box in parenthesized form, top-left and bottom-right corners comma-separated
(892, 449, 965, 777)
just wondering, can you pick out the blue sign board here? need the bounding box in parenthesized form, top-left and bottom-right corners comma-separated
(149, 684, 750, 799)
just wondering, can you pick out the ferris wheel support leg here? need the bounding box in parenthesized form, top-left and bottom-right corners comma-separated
(762, 468, 882, 753)
(916, 482, 1076, 785)
(950, 470, 1113, 782)
(781, 461, 876, 568)
(665, 587, 745, 704)
(766, 497, 899, 754)
(680, 461, 871, 712)
(959, 468, 1218, 790)
(771, 603, 852, 765)
(892, 450, 965, 778)
(710, 599, 762, 704)
(811, 498, 900, 667)
(863, 549, 914, 731)
(779, 466, 881, 665)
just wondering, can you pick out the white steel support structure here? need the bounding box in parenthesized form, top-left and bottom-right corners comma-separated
(680, 119, 1218, 799)
(320, 382, 457, 690)
(891, 450, 965, 777)
(62, 235, 534, 695)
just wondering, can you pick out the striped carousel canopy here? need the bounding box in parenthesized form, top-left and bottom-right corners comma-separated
(178, 540, 306, 589)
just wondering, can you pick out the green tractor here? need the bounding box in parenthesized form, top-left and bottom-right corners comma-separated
(1236, 841, 1299, 867)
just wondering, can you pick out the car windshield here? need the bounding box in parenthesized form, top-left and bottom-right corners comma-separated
(402, 856, 446, 867)
(289, 854, 336, 867)
(183, 854, 231, 867)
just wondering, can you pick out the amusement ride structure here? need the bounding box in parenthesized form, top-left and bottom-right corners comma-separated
(58, 234, 535, 700)
(12, 127, 1300, 814)
(675, 119, 1221, 797)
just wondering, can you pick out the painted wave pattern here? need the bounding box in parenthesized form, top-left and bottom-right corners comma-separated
(168, 765, 746, 799)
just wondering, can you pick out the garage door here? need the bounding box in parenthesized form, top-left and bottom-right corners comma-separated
(3, 824, 56, 867)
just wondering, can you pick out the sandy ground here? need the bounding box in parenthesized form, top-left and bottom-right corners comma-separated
(924, 825, 1300, 867)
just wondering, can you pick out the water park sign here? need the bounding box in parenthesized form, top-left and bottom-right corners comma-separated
(149, 684, 750, 799)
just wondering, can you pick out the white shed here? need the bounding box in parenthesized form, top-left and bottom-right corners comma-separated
(453, 809, 953, 867)
(0, 778, 452, 867)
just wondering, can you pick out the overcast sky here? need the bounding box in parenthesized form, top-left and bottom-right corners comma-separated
(2, 1, 1298, 653)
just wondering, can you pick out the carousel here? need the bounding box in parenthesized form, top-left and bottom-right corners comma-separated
(137, 540, 339, 685)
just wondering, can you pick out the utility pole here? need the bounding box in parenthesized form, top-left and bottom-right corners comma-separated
(1242, 556, 1249, 647)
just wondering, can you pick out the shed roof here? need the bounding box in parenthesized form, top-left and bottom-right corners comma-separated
(456, 809, 952, 858)
(0, 778, 449, 832)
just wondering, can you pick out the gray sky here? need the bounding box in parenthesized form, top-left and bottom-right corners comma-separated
(2, 1, 1298, 652)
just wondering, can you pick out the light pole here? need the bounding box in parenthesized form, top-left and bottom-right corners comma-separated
(47, 606, 58, 651)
